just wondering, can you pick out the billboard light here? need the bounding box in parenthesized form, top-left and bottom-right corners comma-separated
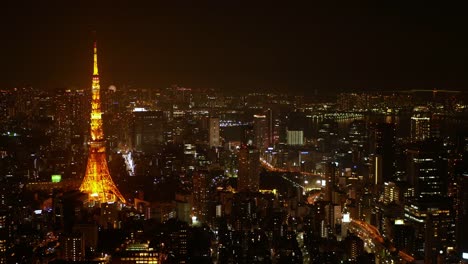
(51, 174, 62, 183)
(343, 213, 351, 223)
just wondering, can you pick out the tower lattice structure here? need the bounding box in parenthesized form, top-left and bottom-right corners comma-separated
(79, 41, 126, 204)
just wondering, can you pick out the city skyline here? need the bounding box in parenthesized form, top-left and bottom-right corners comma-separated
(1, 2, 468, 264)
(2, 2, 468, 94)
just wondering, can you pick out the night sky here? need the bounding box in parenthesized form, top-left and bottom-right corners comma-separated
(1, 2, 468, 95)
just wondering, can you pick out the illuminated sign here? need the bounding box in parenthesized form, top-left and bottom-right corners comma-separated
(343, 213, 351, 223)
(463, 252, 468, 260)
(51, 175, 62, 183)
(395, 219, 404, 225)
(133, 107, 147, 112)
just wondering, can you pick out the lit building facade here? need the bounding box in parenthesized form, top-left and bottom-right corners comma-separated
(406, 141, 447, 198)
(209, 117, 220, 148)
(60, 232, 85, 262)
(237, 147, 260, 192)
(192, 171, 210, 222)
(112, 242, 161, 264)
(411, 106, 431, 142)
(253, 114, 269, 150)
(286, 130, 304, 146)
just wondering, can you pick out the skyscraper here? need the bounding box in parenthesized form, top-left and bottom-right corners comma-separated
(237, 147, 260, 192)
(457, 173, 468, 260)
(253, 114, 269, 150)
(79, 40, 125, 204)
(192, 170, 210, 222)
(0, 209, 7, 264)
(60, 232, 85, 262)
(406, 140, 447, 198)
(411, 106, 431, 142)
(373, 123, 396, 182)
(404, 198, 454, 260)
(209, 117, 220, 148)
(132, 109, 165, 152)
(344, 233, 365, 261)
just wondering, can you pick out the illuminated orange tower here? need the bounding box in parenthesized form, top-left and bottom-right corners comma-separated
(79, 40, 126, 204)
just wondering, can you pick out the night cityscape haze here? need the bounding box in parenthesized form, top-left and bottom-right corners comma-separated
(1, 2, 468, 264)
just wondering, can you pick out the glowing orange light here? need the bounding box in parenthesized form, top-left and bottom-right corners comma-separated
(79, 40, 125, 204)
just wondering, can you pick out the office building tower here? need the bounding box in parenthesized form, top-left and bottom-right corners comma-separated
(348, 120, 368, 153)
(393, 221, 415, 254)
(253, 114, 269, 150)
(237, 147, 260, 192)
(287, 130, 304, 146)
(406, 140, 447, 198)
(209, 117, 221, 148)
(192, 171, 210, 222)
(404, 198, 454, 260)
(0, 210, 6, 264)
(457, 173, 468, 260)
(344, 233, 365, 261)
(373, 123, 396, 182)
(383, 182, 400, 204)
(132, 109, 165, 152)
(411, 106, 431, 142)
(266, 108, 274, 146)
(317, 119, 339, 153)
(60, 232, 85, 261)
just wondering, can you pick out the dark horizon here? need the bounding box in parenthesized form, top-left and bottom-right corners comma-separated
(2, 2, 468, 95)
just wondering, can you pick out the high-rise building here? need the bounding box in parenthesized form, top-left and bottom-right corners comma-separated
(393, 221, 415, 254)
(79, 40, 125, 204)
(404, 198, 454, 260)
(317, 119, 338, 153)
(383, 182, 400, 205)
(457, 173, 468, 260)
(411, 106, 431, 142)
(344, 233, 364, 261)
(287, 130, 304, 146)
(209, 117, 220, 148)
(237, 147, 260, 192)
(348, 120, 368, 153)
(406, 140, 447, 198)
(132, 109, 165, 152)
(253, 114, 269, 150)
(0, 210, 7, 264)
(373, 123, 396, 182)
(192, 171, 210, 222)
(60, 232, 85, 262)
(266, 108, 274, 146)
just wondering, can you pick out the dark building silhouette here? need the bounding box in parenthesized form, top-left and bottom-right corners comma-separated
(372, 123, 396, 182)
(237, 147, 260, 192)
(406, 139, 447, 198)
(132, 110, 165, 152)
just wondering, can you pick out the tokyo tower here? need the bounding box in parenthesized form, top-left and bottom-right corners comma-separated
(79, 40, 126, 204)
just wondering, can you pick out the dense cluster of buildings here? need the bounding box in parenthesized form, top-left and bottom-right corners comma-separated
(1, 45, 468, 263)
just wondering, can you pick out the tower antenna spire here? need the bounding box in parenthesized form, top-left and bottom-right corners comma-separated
(93, 31, 98, 76)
